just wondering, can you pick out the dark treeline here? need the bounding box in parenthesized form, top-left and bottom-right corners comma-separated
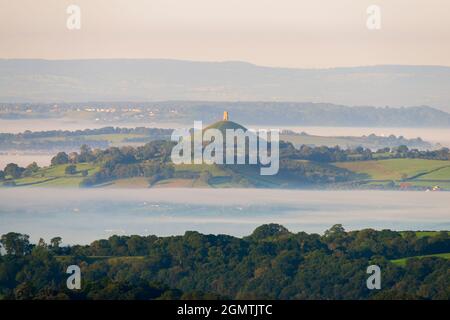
(0, 127, 173, 152)
(59, 140, 450, 168)
(0, 127, 173, 140)
(282, 130, 433, 150)
(0, 225, 449, 300)
(0, 162, 39, 181)
(0, 140, 109, 152)
(280, 141, 450, 162)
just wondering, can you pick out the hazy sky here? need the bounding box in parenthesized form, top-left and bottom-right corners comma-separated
(1, 0, 449, 68)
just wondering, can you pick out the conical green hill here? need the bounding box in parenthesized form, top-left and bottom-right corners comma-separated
(204, 120, 247, 134)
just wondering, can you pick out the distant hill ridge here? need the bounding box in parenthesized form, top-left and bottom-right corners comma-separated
(1, 59, 450, 114)
(2, 100, 450, 127)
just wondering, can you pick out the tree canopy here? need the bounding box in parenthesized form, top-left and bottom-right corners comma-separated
(0, 225, 449, 300)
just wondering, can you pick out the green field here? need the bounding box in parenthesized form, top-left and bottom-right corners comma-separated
(173, 163, 286, 188)
(104, 177, 151, 188)
(174, 163, 229, 177)
(391, 253, 450, 267)
(400, 231, 450, 238)
(416, 166, 450, 180)
(280, 132, 432, 150)
(3, 157, 450, 189)
(332, 158, 450, 190)
(92, 164, 238, 189)
(1, 162, 235, 189)
(173, 163, 235, 187)
(334, 159, 450, 180)
(7, 163, 100, 188)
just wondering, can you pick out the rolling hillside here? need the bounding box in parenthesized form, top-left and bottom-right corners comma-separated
(1, 118, 449, 189)
(333, 159, 450, 189)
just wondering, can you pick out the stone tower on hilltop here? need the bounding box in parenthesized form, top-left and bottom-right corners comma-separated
(223, 111, 229, 121)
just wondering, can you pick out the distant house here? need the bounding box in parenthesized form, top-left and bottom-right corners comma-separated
(425, 185, 442, 192)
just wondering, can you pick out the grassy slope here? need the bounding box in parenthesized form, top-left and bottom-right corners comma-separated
(334, 159, 450, 180)
(408, 180, 450, 189)
(103, 177, 151, 188)
(10, 163, 100, 187)
(333, 158, 450, 189)
(391, 253, 450, 266)
(174, 163, 228, 177)
(105, 164, 235, 189)
(3, 157, 450, 189)
(399, 231, 450, 238)
(417, 166, 450, 180)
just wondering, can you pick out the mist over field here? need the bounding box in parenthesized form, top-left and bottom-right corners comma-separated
(1, 188, 449, 244)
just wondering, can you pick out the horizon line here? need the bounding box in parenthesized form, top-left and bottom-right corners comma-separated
(1, 58, 450, 71)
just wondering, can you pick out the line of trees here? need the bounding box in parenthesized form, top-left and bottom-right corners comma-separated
(0, 127, 172, 140)
(0, 162, 40, 181)
(1, 225, 449, 300)
(281, 142, 450, 162)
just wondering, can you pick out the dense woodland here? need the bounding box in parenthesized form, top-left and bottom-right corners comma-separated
(0, 224, 449, 300)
